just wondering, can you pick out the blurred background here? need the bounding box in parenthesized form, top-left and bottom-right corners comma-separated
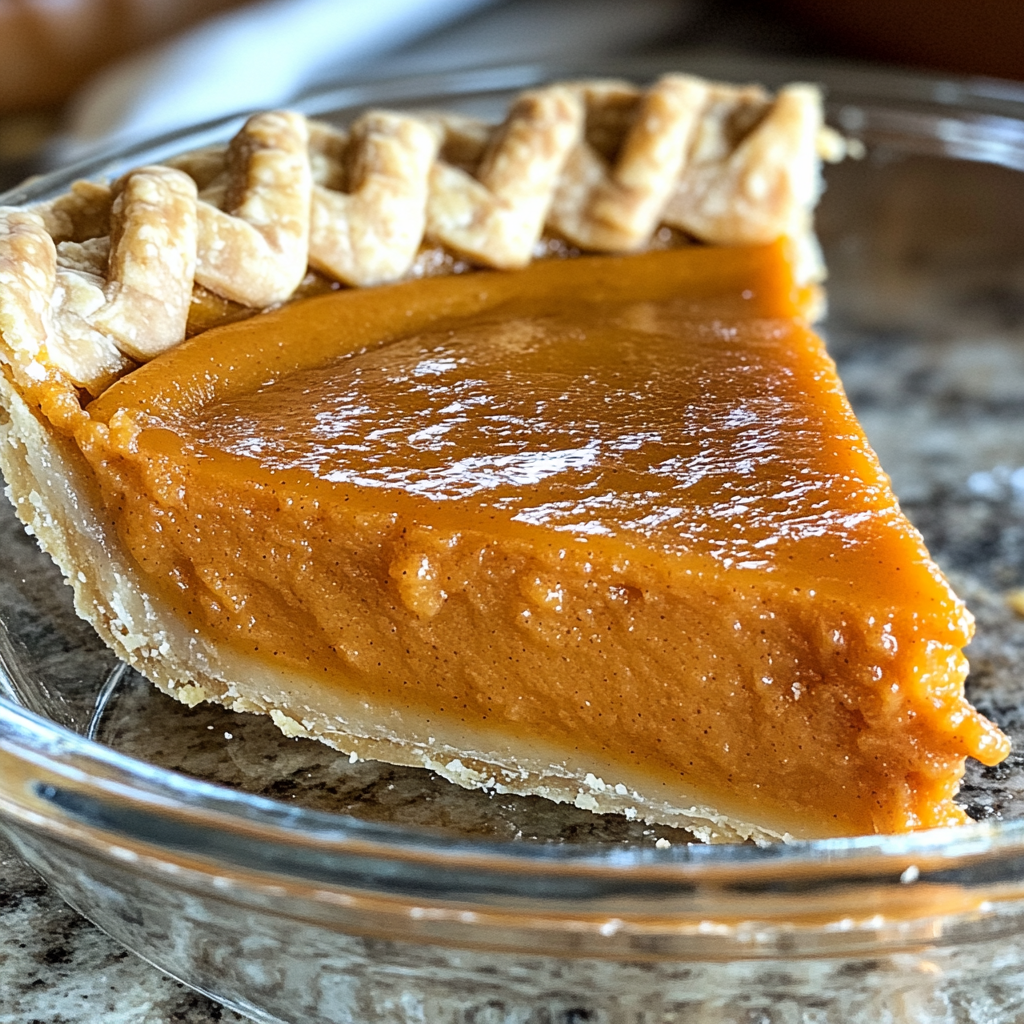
(0, 0, 1022, 192)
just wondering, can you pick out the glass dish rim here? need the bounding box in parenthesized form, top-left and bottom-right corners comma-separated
(3, 54, 1024, 889)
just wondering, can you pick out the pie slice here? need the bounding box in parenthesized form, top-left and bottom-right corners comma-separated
(0, 75, 1009, 843)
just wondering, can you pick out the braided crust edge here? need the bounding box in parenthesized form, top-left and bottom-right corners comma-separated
(0, 75, 842, 395)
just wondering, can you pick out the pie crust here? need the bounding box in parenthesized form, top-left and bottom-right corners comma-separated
(0, 75, 1006, 843)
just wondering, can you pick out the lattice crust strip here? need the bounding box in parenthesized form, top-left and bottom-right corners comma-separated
(0, 75, 844, 394)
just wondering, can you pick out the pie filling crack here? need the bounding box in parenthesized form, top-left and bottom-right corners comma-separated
(0, 74, 1009, 843)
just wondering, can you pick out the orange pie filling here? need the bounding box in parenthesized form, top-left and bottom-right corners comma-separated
(32, 239, 1004, 840)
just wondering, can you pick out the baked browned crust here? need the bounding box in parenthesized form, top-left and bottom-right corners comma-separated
(0, 77, 841, 394)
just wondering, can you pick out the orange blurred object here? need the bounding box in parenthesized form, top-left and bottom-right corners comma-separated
(0, 0, 249, 112)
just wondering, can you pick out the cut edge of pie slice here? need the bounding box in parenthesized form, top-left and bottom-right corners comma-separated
(1, 241, 1011, 844)
(0, 368, 791, 846)
(0, 365, 795, 846)
(0, 75, 1009, 844)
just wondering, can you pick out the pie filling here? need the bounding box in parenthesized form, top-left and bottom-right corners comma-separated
(0, 80, 1010, 841)
(64, 242, 1008, 839)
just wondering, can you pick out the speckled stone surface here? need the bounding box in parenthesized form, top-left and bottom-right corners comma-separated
(0, 833, 248, 1023)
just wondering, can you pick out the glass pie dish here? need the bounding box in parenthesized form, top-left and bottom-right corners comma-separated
(4, 55, 1024, 1023)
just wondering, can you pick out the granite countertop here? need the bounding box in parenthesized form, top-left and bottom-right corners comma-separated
(0, 835, 247, 1023)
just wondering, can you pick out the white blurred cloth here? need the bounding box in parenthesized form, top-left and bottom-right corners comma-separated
(58, 0, 694, 163)
(60, 0, 493, 161)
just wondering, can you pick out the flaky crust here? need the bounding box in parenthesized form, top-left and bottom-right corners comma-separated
(1, 75, 841, 394)
(0, 74, 843, 842)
